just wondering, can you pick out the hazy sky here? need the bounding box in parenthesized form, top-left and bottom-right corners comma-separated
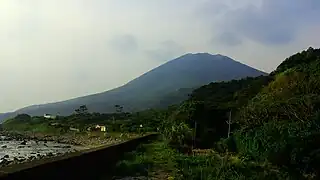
(1, 0, 320, 112)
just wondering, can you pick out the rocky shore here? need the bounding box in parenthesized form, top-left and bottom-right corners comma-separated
(0, 131, 126, 148)
(0, 131, 127, 168)
(0, 136, 85, 168)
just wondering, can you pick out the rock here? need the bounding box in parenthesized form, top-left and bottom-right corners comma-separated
(47, 152, 54, 157)
(37, 154, 44, 159)
(0, 159, 11, 166)
(1, 145, 7, 148)
(18, 146, 24, 148)
(3, 155, 9, 159)
(17, 157, 26, 162)
(29, 156, 36, 160)
(2, 136, 12, 141)
(20, 140, 27, 145)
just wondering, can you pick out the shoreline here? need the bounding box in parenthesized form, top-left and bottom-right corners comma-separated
(0, 139, 84, 168)
(0, 130, 128, 168)
(0, 130, 127, 147)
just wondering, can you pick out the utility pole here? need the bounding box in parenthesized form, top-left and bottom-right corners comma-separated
(192, 120, 197, 156)
(194, 120, 197, 148)
(226, 110, 232, 138)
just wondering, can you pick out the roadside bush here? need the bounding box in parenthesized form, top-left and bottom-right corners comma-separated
(215, 136, 238, 153)
(175, 152, 294, 180)
(114, 142, 178, 179)
(235, 117, 320, 176)
(164, 121, 193, 153)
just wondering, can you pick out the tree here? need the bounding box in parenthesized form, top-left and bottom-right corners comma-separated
(75, 105, 89, 115)
(15, 114, 32, 122)
(80, 105, 88, 113)
(115, 105, 123, 113)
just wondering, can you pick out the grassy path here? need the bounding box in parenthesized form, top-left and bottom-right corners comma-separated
(113, 141, 176, 180)
(112, 140, 304, 180)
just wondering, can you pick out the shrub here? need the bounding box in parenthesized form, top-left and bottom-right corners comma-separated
(235, 118, 320, 175)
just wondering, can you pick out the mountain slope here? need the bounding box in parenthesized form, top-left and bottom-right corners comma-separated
(3, 53, 267, 118)
(0, 113, 14, 124)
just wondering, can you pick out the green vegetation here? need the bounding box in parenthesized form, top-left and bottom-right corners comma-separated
(115, 140, 297, 180)
(113, 141, 177, 179)
(3, 115, 66, 134)
(113, 47, 320, 179)
(3, 47, 320, 179)
(2, 106, 168, 134)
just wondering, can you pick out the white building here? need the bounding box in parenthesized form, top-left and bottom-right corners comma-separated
(44, 114, 56, 119)
(69, 127, 80, 132)
(95, 125, 106, 132)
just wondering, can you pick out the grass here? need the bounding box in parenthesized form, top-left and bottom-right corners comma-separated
(113, 140, 302, 180)
(113, 140, 178, 179)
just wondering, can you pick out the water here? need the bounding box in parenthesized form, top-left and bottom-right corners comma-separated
(0, 137, 86, 162)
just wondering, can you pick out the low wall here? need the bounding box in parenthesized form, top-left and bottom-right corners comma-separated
(0, 133, 159, 180)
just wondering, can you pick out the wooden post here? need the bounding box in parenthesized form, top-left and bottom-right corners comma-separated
(194, 121, 197, 149)
(226, 110, 232, 138)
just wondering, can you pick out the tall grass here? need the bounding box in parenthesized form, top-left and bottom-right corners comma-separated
(113, 140, 296, 180)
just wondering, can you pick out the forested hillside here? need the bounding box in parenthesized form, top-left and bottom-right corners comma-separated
(0, 113, 14, 124)
(111, 47, 320, 179)
(149, 47, 320, 179)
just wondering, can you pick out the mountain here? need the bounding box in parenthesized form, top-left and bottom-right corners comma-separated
(1, 53, 267, 120)
(0, 112, 14, 124)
